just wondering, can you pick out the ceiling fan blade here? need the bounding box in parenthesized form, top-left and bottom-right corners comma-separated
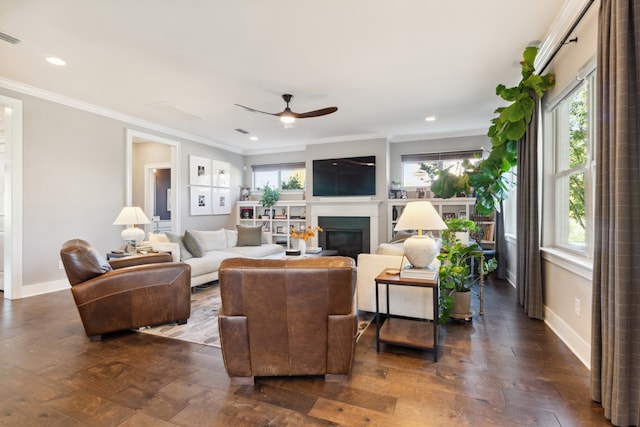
(235, 104, 279, 116)
(289, 106, 338, 119)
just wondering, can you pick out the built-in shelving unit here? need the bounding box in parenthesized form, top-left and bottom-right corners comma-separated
(235, 201, 308, 249)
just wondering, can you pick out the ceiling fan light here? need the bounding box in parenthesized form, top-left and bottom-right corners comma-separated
(280, 115, 295, 124)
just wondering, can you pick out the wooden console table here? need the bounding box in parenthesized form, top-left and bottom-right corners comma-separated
(374, 270, 440, 361)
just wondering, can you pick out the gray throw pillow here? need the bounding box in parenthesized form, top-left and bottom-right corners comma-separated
(183, 230, 204, 257)
(236, 225, 262, 246)
(166, 231, 193, 261)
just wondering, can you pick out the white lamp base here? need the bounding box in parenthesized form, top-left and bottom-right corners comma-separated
(121, 227, 145, 244)
(403, 235, 439, 268)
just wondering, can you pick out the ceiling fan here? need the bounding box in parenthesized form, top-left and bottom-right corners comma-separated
(235, 94, 338, 125)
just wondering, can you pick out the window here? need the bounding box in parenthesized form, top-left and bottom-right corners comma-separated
(401, 151, 482, 188)
(552, 74, 595, 254)
(252, 162, 306, 191)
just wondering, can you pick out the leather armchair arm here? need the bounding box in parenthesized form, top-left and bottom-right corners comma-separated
(108, 252, 173, 270)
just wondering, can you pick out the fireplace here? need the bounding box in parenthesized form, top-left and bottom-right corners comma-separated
(318, 216, 370, 260)
(308, 199, 381, 255)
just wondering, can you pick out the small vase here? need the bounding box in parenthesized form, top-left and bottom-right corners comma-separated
(298, 239, 306, 256)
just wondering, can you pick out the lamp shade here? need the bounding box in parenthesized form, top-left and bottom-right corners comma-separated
(394, 201, 447, 269)
(113, 207, 150, 246)
(113, 206, 151, 226)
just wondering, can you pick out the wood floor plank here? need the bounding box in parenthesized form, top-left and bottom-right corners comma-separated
(0, 278, 615, 426)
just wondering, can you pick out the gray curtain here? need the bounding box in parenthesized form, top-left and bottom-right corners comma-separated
(516, 95, 543, 319)
(591, 1, 640, 426)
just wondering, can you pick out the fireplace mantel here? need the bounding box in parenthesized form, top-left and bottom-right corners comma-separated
(308, 199, 382, 253)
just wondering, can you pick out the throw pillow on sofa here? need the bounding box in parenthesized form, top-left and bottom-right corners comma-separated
(191, 229, 227, 251)
(224, 229, 238, 247)
(183, 230, 205, 257)
(236, 225, 262, 246)
(166, 231, 194, 261)
(148, 232, 170, 243)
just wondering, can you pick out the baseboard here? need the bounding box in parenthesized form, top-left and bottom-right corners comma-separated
(18, 279, 70, 299)
(544, 305, 591, 370)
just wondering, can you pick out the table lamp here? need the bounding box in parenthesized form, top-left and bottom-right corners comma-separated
(394, 201, 447, 268)
(113, 206, 150, 253)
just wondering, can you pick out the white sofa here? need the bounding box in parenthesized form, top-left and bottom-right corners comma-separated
(148, 227, 285, 287)
(356, 242, 437, 321)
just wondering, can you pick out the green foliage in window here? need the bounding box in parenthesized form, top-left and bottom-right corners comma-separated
(569, 88, 587, 230)
(281, 174, 304, 190)
(468, 46, 555, 215)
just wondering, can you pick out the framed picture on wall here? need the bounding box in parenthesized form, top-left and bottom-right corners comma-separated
(189, 155, 212, 186)
(212, 160, 231, 188)
(212, 188, 231, 215)
(190, 186, 213, 215)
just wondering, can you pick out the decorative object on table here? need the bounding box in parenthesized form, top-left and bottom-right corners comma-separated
(240, 186, 251, 201)
(442, 217, 479, 247)
(394, 201, 447, 268)
(290, 225, 323, 254)
(390, 178, 401, 191)
(259, 182, 280, 208)
(437, 241, 497, 324)
(113, 206, 151, 254)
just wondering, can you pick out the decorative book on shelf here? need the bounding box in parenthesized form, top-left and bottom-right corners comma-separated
(399, 264, 437, 280)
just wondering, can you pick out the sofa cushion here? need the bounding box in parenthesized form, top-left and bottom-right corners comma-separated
(236, 225, 262, 246)
(185, 251, 235, 277)
(224, 228, 238, 247)
(166, 232, 193, 261)
(377, 242, 405, 256)
(148, 232, 170, 243)
(191, 229, 227, 251)
(183, 230, 205, 257)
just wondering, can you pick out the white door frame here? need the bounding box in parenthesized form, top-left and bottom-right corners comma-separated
(125, 129, 180, 233)
(1, 95, 23, 300)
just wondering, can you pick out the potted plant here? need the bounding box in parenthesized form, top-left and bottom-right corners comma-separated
(437, 241, 497, 323)
(442, 217, 479, 247)
(390, 178, 401, 191)
(259, 182, 280, 210)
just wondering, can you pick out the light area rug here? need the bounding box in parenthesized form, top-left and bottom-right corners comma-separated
(138, 283, 374, 348)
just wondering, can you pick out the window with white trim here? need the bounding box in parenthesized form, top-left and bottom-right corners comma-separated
(552, 73, 595, 254)
(252, 162, 306, 191)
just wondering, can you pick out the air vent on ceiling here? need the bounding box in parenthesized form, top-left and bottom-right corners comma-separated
(0, 32, 21, 45)
(235, 128, 249, 134)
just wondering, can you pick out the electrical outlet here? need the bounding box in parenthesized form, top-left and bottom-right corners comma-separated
(574, 298, 581, 316)
(58, 260, 64, 270)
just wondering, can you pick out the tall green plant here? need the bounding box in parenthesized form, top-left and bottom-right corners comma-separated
(469, 46, 555, 215)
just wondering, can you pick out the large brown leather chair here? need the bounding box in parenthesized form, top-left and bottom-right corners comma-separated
(218, 256, 357, 384)
(60, 239, 191, 341)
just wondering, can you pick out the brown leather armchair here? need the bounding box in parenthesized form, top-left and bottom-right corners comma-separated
(218, 256, 357, 384)
(60, 239, 191, 341)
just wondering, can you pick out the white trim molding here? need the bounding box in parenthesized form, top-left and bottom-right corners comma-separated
(544, 305, 591, 369)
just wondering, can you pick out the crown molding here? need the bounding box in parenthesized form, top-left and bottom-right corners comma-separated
(389, 128, 488, 143)
(0, 77, 244, 154)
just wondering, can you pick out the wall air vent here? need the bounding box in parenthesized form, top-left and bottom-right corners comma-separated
(235, 128, 249, 134)
(0, 32, 21, 45)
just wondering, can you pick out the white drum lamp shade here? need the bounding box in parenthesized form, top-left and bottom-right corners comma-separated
(394, 201, 447, 268)
(113, 206, 151, 244)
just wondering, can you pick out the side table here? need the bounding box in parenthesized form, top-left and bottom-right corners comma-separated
(374, 270, 440, 361)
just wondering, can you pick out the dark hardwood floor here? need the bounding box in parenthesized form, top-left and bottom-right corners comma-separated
(0, 278, 612, 426)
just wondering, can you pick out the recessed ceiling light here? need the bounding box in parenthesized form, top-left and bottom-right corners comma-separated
(249, 136, 258, 141)
(46, 56, 66, 66)
(425, 116, 436, 122)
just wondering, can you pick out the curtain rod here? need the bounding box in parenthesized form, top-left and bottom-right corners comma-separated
(539, 0, 596, 74)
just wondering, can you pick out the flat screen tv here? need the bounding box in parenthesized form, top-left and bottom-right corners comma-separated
(313, 155, 376, 197)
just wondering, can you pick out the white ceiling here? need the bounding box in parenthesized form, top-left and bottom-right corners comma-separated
(0, 1, 565, 155)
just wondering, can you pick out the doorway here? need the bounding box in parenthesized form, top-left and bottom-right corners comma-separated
(126, 130, 180, 234)
(0, 95, 23, 300)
